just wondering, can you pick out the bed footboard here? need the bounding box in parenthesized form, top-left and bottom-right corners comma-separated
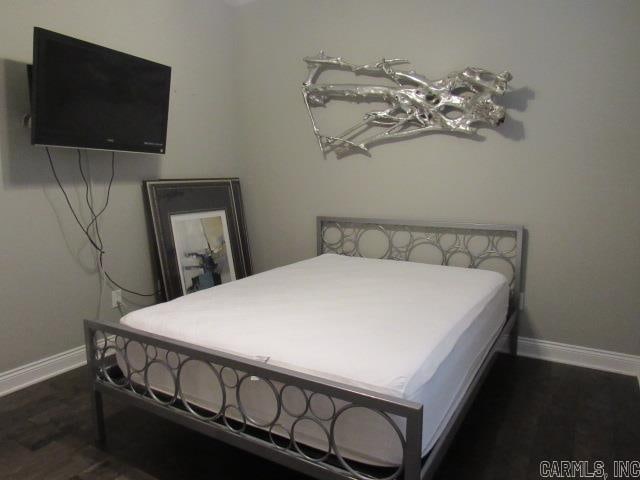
(84, 319, 425, 480)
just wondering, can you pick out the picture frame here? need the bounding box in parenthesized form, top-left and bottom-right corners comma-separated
(144, 178, 252, 301)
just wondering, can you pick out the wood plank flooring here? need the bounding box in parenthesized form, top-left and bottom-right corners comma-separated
(0, 354, 638, 479)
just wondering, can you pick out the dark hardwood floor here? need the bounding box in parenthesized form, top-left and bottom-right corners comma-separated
(0, 354, 638, 479)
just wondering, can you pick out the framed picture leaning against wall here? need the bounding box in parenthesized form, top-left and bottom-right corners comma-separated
(144, 178, 251, 301)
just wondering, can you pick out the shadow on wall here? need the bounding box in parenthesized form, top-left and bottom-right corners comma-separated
(495, 86, 535, 142)
(0, 58, 162, 189)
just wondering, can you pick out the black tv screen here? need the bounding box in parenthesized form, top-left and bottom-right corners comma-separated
(31, 27, 171, 154)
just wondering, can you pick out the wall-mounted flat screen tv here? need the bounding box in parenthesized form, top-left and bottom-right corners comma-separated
(31, 27, 171, 154)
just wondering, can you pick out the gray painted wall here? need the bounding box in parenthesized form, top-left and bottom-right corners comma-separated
(1, 0, 638, 374)
(234, 0, 640, 355)
(0, 0, 240, 372)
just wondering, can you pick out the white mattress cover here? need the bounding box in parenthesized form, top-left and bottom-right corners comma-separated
(120, 254, 509, 464)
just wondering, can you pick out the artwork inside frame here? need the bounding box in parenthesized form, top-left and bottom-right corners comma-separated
(144, 178, 251, 301)
(170, 210, 236, 295)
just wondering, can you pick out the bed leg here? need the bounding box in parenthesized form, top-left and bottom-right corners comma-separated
(84, 322, 106, 445)
(404, 407, 423, 480)
(509, 319, 519, 357)
(91, 389, 106, 445)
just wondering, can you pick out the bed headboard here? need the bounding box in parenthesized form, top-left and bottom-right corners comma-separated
(317, 216, 524, 310)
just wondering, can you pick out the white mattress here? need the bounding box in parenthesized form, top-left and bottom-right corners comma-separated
(120, 254, 509, 465)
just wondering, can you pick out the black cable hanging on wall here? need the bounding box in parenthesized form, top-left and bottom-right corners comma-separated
(46, 147, 158, 297)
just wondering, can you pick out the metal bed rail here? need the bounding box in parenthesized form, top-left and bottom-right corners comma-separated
(317, 216, 524, 312)
(84, 319, 425, 480)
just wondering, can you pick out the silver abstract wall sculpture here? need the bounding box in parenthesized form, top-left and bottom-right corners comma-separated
(302, 52, 513, 156)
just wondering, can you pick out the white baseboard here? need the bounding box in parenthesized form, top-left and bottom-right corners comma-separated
(0, 345, 87, 398)
(500, 335, 640, 386)
(2, 335, 639, 398)
(0, 335, 113, 398)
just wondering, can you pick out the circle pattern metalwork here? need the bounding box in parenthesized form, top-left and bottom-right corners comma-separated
(308, 392, 336, 421)
(177, 359, 225, 421)
(236, 374, 281, 428)
(223, 404, 246, 432)
(280, 384, 309, 417)
(291, 416, 331, 462)
(90, 330, 408, 480)
(125, 340, 147, 371)
(220, 366, 239, 388)
(145, 360, 177, 406)
(269, 423, 292, 450)
(321, 221, 519, 291)
(101, 346, 127, 387)
(330, 405, 406, 480)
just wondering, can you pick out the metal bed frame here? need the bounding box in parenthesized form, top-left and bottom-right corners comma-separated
(84, 216, 524, 480)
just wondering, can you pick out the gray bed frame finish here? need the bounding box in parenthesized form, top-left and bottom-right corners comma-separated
(84, 217, 524, 480)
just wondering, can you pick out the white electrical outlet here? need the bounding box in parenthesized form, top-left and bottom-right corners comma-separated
(111, 289, 122, 309)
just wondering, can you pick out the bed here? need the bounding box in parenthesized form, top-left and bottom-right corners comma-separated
(84, 217, 525, 480)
